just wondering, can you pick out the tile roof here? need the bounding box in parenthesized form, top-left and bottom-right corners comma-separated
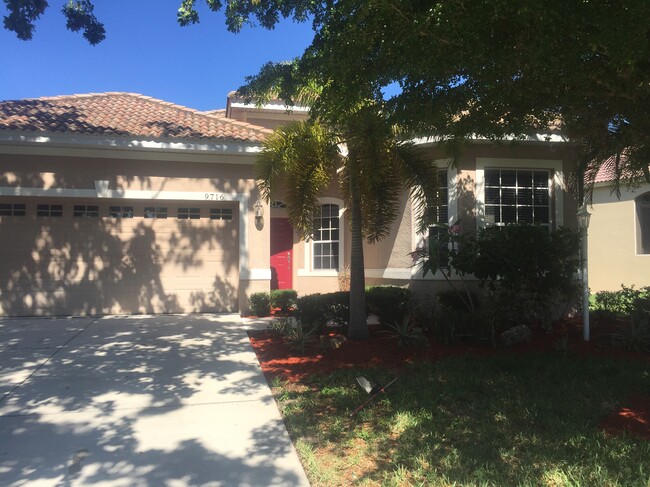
(593, 153, 641, 183)
(594, 154, 619, 183)
(0, 92, 272, 143)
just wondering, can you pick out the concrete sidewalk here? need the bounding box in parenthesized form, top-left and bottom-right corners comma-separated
(0, 314, 309, 486)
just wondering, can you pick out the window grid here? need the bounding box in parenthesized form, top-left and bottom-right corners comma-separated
(210, 208, 233, 220)
(108, 206, 134, 218)
(73, 205, 99, 218)
(144, 207, 168, 219)
(428, 169, 449, 268)
(37, 204, 63, 217)
(178, 207, 200, 220)
(484, 169, 550, 226)
(0, 203, 26, 216)
(313, 204, 340, 270)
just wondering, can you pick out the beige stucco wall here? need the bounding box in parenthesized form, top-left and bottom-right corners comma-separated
(589, 183, 650, 291)
(0, 149, 270, 316)
(266, 140, 580, 299)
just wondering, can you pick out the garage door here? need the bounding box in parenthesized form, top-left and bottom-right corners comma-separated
(0, 198, 239, 316)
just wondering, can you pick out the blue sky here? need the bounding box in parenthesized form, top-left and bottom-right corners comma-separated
(0, 1, 314, 110)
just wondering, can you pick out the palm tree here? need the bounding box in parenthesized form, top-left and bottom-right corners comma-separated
(256, 104, 441, 339)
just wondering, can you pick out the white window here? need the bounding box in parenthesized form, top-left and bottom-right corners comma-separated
(484, 169, 551, 226)
(144, 207, 168, 219)
(477, 159, 564, 229)
(109, 206, 134, 218)
(37, 204, 63, 217)
(0, 203, 26, 216)
(428, 169, 450, 267)
(210, 208, 233, 220)
(636, 192, 650, 255)
(74, 205, 99, 218)
(313, 204, 340, 270)
(178, 207, 200, 219)
(298, 198, 345, 276)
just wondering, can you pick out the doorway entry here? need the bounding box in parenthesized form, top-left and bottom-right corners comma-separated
(270, 218, 293, 289)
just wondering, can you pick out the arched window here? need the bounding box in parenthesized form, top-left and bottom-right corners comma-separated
(313, 203, 340, 270)
(636, 192, 650, 255)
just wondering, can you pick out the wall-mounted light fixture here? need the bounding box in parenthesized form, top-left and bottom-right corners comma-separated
(254, 200, 264, 221)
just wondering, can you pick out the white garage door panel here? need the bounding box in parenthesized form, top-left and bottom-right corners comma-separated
(0, 200, 239, 316)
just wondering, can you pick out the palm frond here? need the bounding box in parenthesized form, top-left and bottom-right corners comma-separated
(394, 142, 446, 235)
(256, 121, 340, 239)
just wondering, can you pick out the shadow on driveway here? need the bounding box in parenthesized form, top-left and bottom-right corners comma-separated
(0, 314, 309, 486)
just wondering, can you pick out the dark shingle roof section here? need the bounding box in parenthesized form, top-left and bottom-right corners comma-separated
(0, 92, 271, 143)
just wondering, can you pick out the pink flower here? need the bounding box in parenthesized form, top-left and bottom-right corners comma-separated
(450, 224, 462, 235)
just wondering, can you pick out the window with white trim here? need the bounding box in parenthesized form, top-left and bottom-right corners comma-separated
(108, 206, 134, 218)
(0, 203, 26, 216)
(484, 169, 551, 226)
(636, 192, 650, 255)
(37, 204, 63, 217)
(428, 169, 450, 267)
(74, 205, 99, 218)
(178, 207, 200, 219)
(313, 204, 340, 270)
(144, 207, 168, 219)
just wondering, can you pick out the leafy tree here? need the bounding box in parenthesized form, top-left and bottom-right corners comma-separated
(9, 1, 648, 196)
(231, 1, 650, 199)
(256, 104, 441, 339)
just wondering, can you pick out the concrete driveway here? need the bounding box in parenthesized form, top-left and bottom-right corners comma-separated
(0, 314, 309, 487)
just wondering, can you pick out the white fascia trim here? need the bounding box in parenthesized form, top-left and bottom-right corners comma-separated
(240, 268, 272, 280)
(366, 267, 453, 281)
(0, 186, 244, 202)
(365, 268, 412, 280)
(412, 134, 570, 146)
(0, 132, 263, 159)
(296, 269, 339, 277)
(301, 196, 346, 276)
(475, 158, 565, 228)
(229, 101, 311, 113)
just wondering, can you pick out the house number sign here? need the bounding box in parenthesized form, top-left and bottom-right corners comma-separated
(204, 193, 226, 200)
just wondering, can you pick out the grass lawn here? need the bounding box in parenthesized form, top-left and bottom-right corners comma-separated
(271, 353, 650, 486)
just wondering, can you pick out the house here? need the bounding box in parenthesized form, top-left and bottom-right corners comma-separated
(588, 156, 650, 291)
(0, 91, 580, 317)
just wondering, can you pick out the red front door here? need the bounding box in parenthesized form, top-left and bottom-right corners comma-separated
(270, 218, 293, 290)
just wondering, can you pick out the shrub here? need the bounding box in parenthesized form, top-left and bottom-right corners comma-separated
(249, 292, 270, 317)
(593, 285, 650, 317)
(270, 289, 298, 314)
(380, 314, 427, 347)
(295, 291, 352, 330)
(366, 286, 413, 325)
(295, 293, 329, 329)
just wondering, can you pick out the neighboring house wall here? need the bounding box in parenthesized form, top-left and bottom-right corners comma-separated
(589, 182, 650, 291)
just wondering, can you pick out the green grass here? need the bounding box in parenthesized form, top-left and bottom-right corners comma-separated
(272, 354, 650, 486)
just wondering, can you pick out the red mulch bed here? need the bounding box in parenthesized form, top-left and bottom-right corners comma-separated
(600, 396, 650, 440)
(248, 316, 650, 440)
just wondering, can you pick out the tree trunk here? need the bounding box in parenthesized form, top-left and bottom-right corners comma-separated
(347, 150, 369, 340)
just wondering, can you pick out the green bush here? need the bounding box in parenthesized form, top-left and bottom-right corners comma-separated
(270, 289, 298, 314)
(593, 285, 650, 317)
(249, 292, 270, 317)
(473, 225, 580, 327)
(295, 293, 329, 329)
(366, 286, 413, 325)
(295, 291, 352, 329)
